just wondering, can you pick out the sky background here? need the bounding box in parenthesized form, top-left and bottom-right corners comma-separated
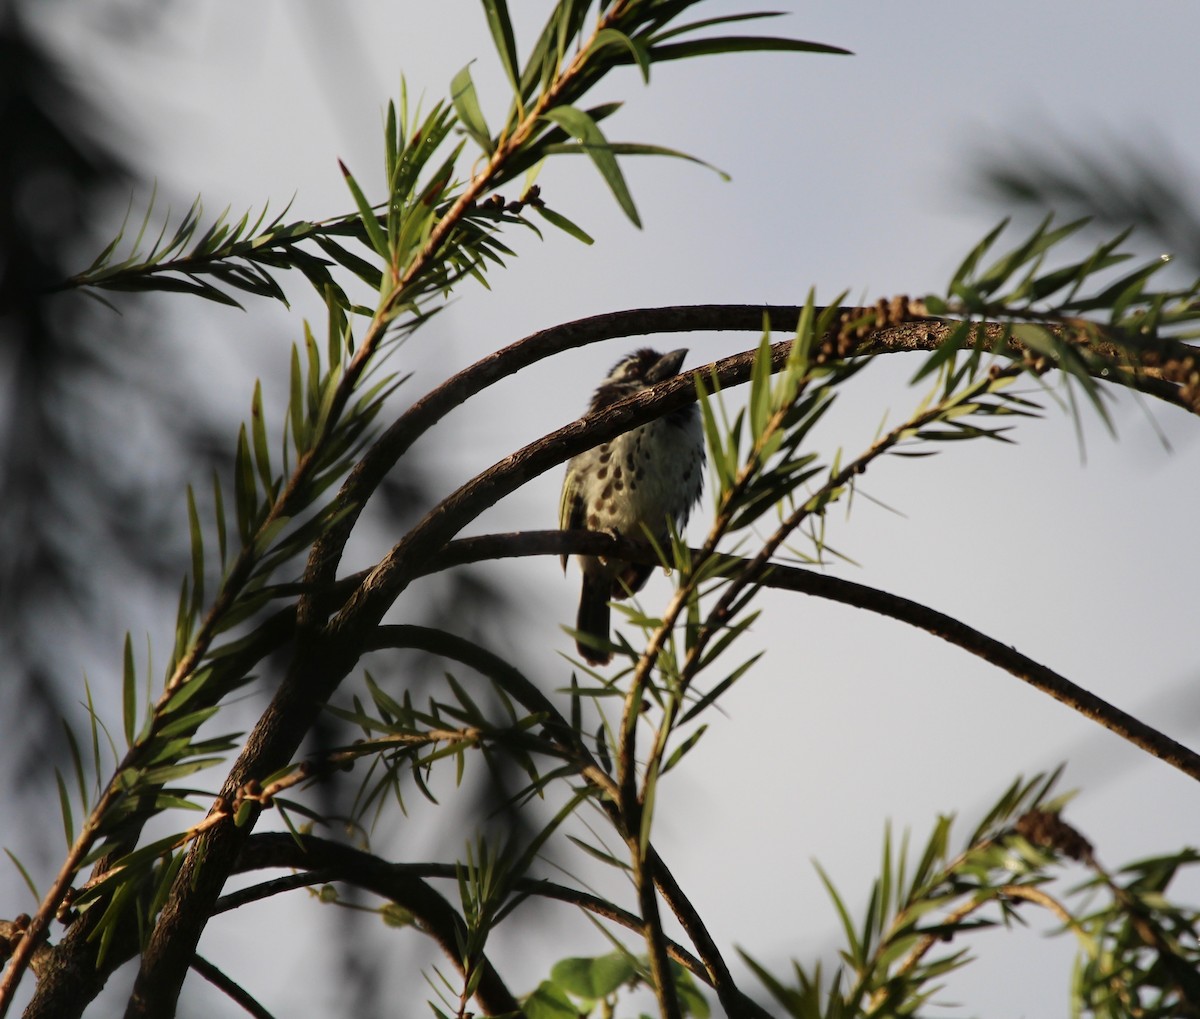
(10, 1, 1200, 1015)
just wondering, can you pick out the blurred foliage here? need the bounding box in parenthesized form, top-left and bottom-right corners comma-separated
(0, 0, 203, 790)
(976, 132, 1200, 274)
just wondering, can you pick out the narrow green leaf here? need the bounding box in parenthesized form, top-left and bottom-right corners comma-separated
(650, 10, 787, 45)
(122, 633, 137, 747)
(662, 724, 707, 774)
(565, 835, 631, 872)
(4, 848, 40, 902)
(211, 469, 227, 572)
(680, 652, 763, 725)
(910, 319, 974, 385)
(813, 859, 862, 962)
(384, 99, 399, 182)
(950, 218, 1009, 290)
(648, 35, 852, 62)
(288, 344, 309, 456)
(450, 64, 494, 153)
(312, 236, 384, 289)
(84, 677, 104, 791)
(55, 769, 74, 845)
(748, 332, 774, 441)
(695, 372, 734, 493)
(233, 424, 257, 545)
(592, 27, 651, 83)
(338, 159, 389, 260)
(533, 204, 594, 244)
(154, 705, 221, 740)
(482, 0, 521, 96)
(141, 758, 226, 786)
(185, 484, 204, 615)
(250, 379, 274, 495)
(639, 759, 658, 859)
(62, 719, 90, 812)
(540, 106, 640, 227)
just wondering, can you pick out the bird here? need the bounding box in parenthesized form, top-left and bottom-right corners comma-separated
(559, 348, 706, 664)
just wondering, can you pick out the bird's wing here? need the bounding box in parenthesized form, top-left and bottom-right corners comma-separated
(559, 467, 586, 571)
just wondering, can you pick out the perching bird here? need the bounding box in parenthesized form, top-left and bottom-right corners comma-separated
(559, 348, 705, 664)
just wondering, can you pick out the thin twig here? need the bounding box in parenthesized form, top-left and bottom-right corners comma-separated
(189, 955, 277, 1019)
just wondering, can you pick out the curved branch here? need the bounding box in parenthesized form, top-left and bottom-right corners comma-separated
(231, 834, 520, 1016)
(117, 305, 1198, 1018)
(425, 530, 1200, 784)
(333, 311, 1197, 642)
(302, 306, 810, 616)
(228, 833, 722, 1012)
(307, 304, 1198, 623)
(189, 955, 275, 1019)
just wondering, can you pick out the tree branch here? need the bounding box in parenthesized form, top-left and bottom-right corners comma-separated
(189, 955, 276, 1019)
(305, 304, 1198, 625)
(433, 530, 1200, 784)
(99, 305, 1196, 1018)
(224, 833, 742, 1013)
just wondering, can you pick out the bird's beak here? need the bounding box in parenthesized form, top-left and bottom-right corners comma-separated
(647, 348, 688, 384)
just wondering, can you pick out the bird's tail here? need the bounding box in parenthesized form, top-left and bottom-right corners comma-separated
(575, 574, 613, 665)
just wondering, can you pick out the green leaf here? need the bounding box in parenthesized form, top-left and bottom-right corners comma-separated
(648, 35, 852, 62)
(909, 319, 974, 386)
(540, 106, 641, 227)
(122, 633, 137, 747)
(650, 10, 787, 45)
(523, 980, 578, 1019)
(62, 718, 90, 813)
(748, 332, 775, 441)
(814, 859, 862, 962)
(565, 835, 631, 872)
(185, 485, 204, 617)
(4, 848, 40, 902)
(542, 139, 729, 180)
(533, 204, 595, 244)
(338, 159, 388, 260)
(288, 344, 309, 457)
(450, 63, 494, 153)
(55, 769, 74, 845)
(233, 423, 258, 545)
(592, 27, 651, 83)
(550, 952, 637, 999)
(662, 723, 707, 774)
(482, 0, 521, 97)
(312, 236, 383, 290)
(250, 379, 273, 495)
(950, 218, 1009, 290)
(679, 650, 762, 724)
(154, 705, 221, 740)
(694, 373, 733, 492)
(212, 469, 228, 572)
(673, 963, 711, 1018)
(975, 215, 1090, 296)
(140, 758, 225, 786)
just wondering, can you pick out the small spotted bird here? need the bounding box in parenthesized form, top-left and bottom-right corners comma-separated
(559, 348, 706, 664)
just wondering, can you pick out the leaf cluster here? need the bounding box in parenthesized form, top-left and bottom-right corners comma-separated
(745, 771, 1200, 1019)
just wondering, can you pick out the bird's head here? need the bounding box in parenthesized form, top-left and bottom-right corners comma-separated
(589, 348, 688, 411)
